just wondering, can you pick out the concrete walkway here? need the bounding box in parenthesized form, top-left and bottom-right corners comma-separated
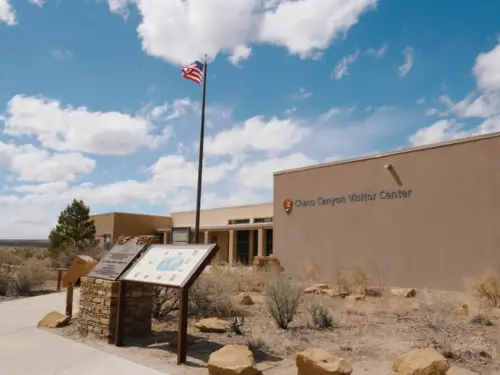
(0, 291, 168, 375)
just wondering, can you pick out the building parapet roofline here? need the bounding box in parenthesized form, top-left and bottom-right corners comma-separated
(170, 202, 272, 215)
(273, 131, 500, 176)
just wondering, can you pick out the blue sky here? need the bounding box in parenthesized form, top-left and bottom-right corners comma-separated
(1, 0, 500, 238)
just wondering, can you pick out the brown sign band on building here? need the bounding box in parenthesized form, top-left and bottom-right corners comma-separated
(88, 237, 146, 280)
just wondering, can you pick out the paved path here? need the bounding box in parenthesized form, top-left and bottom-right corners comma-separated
(0, 291, 168, 375)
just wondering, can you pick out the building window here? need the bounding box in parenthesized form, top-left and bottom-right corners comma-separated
(228, 219, 250, 225)
(104, 236, 111, 251)
(253, 217, 273, 223)
(211, 235, 218, 244)
(265, 229, 273, 256)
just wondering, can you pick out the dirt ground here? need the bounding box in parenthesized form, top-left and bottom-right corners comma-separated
(47, 283, 500, 375)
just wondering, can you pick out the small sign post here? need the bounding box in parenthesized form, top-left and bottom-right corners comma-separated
(119, 243, 219, 365)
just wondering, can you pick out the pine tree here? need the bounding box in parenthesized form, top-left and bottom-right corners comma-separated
(49, 199, 96, 257)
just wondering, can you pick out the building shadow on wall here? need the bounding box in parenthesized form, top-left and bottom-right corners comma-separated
(386, 165, 403, 186)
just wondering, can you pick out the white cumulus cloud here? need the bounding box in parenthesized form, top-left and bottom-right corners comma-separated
(2, 95, 165, 156)
(108, 0, 378, 65)
(0, 0, 16, 25)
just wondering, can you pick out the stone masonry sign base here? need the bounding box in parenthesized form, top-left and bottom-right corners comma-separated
(77, 277, 153, 343)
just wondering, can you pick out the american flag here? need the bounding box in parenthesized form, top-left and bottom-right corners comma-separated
(181, 60, 204, 85)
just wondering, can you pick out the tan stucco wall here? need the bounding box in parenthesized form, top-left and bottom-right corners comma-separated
(274, 133, 500, 291)
(90, 212, 172, 248)
(170, 203, 273, 228)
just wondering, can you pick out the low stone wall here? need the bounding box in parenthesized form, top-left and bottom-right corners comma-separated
(78, 277, 153, 342)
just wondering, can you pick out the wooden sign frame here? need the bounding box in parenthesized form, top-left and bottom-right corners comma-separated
(115, 243, 219, 365)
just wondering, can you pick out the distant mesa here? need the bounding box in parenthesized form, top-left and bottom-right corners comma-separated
(0, 239, 50, 248)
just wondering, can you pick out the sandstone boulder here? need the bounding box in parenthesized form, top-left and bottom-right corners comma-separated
(296, 348, 353, 375)
(37, 311, 70, 328)
(392, 348, 450, 375)
(194, 317, 229, 333)
(304, 283, 329, 294)
(391, 288, 417, 298)
(345, 294, 366, 301)
(208, 345, 261, 375)
(318, 288, 345, 297)
(240, 293, 254, 305)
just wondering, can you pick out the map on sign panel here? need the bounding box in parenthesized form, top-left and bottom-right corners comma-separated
(120, 244, 215, 288)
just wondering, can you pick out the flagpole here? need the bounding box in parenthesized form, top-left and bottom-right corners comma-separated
(193, 58, 208, 244)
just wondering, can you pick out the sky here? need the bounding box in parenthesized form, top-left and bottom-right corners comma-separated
(1, 0, 500, 239)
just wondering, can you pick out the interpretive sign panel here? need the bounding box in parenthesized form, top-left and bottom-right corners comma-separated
(121, 244, 217, 288)
(88, 237, 145, 280)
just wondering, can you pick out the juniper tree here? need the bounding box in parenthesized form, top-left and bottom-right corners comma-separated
(48, 199, 96, 257)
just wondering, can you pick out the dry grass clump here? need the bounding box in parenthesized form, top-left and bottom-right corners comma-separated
(336, 265, 371, 295)
(210, 262, 280, 294)
(306, 297, 334, 330)
(247, 336, 268, 352)
(265, 276, 303, 329)
(470, 268, 500, 308)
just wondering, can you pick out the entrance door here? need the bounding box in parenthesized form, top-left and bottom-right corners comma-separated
(236, 230, 250, 265)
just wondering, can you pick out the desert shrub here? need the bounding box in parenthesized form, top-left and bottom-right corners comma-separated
(0, 261, 48, 296)
(419, 292, 455, 332)
(189, 275, 234, 317)
(470, 314, 493, 326)
(425, 332, 494, 368)
(265, 277, 303, 329)
(336, 265, 370, 295)
(0, 249, 24, 266)
(55, 244, 103, 268)
(471, 268, 500, 308)
(0, 267, 14, 296)
(12, 266, 47, 296)
(307, 299, 334, 329)
(152, 287, 179, 320)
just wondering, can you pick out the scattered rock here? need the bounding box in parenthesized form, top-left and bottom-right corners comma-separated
(411, 302, 421, 311)
(240, 293, 254, 305)
(296, 348, 353, 375)
(345, 294, 366, 301)
(391, 288, 417, 298)
(304, 283, 329, 294)
(318, 288, 347, 298)
(37, 311, 70, 328)
(460, 304, 469, 315)
(365, 288, 383, 297)
(340, 344, 353, 352)
(194, 317, 229, 333)
(392, 348, 450, 375)
(208, 344, 261, 375)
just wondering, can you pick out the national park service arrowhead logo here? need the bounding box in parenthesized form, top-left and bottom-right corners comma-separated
(283, 199, 293, 215)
